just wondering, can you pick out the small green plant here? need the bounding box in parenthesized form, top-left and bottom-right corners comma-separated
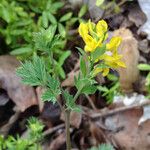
(0, 117, 44, 150)
(138, 63, 150, 97)
(0, 0, 86, 60)
(17, 19, 125, 150)
(90, 143, 115, 150)
(68, 4, 87, 26)
(97, 74, 121, 103)
(96, 0, 134, 14)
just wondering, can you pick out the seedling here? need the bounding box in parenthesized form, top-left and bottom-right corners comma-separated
(17, 20, 125, 150)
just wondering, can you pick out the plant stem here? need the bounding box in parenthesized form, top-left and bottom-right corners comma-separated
(64, 89, 82, 150)
(73, 88, 82, 102)
(65, 109, 71, 150)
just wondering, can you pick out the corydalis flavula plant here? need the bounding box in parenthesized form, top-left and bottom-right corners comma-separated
(17, 20, 125, 150)
(0, 117, 44, 150)
(78, 20, 126, 76)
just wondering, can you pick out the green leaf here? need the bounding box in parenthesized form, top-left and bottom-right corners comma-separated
(46, 75, 61, 99)
(78, 4, 87, 18)
(42, 11, 48, 28)
(42, 75, 61, 103)
(42, 89, 57, 104)
(90, 143, 114, 150)
(76, 47, 89, 62)
(1, 5, 11, 23)
(59, 12, 73, 22)
(146, 72, 150, 86)
(33, 25, 57, 51)
(81, 85, 97, 94)
(80, 55, 87, 77)
(50, 1, 64, 14)
(107, 74, 118, 81)
(75, 75, 97, 93)
(46, 25, 57, 42)
(69, 18, 78, 25)
(63, 90, 81, 112)
(96, 0, 105, 7)
(58, 66, 66, 79)
(91, 45, 106, 61)
(47, 13, 57, 24)
(58, 23, 66, 37)
(76, 47, 86, 56)
(11, 29, 26, 35)
(138, 64, 150, 71)
(16, 55, 47, 86)
(98, 143, 114, 150)
(50, 35, 66, 50)
(58, 51, 71, 66)
(10, 46, 33, 55)
(51, 2, 64, 10)
(97, 86, 108, 92)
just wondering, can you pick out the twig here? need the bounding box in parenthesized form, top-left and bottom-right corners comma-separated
(65, 110, 71, 150)
(43, 123, 65, 137)
(85, 95, 97, 110)
(90, 100, 150, 119)
(0, 107, 21, 137)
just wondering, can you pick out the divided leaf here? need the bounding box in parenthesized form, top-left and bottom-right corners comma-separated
(41, 75, 61, 103)
(63, 90, 81, 112)
(75, 75, 97, 95)
(16, 55, 47, 86)
(33, 25, 57, 51)
(81, 85, 97, 94)
(42, 88, 59, 104)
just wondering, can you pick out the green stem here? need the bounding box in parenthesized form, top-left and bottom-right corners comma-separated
(65, 110, 71, 150)
(73, 88, 82, 102)
(64, 89, 82, 150)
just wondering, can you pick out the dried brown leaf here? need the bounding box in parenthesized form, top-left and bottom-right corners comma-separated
(0, 55, 37, 112)
(114, 28, 140, 93)
(61, 111, 82, 129)
(49, 132, 66, 150)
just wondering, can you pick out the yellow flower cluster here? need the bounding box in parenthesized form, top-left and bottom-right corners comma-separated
(78, 20, 126, 76)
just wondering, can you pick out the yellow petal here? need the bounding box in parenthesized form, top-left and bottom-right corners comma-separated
(106, 36, 122, 51)
(96, 20, 108, 37)
(93, 68, 103, 75)
(78, 22, 88, 38)
(102, 68, 109, 76)
(116, 61, 126, 68)
(84, 38, 97, 52)
(88, 20, 96, 35)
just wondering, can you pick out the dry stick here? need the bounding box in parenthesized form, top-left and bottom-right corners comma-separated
(43, 123, 65, 137)
(85, 95, 97, 110)
(0, 107, 21, 137)
(90, 100, 150, 119)
(65, 110, 71, 150)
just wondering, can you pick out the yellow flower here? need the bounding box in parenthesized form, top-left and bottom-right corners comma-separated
(98, 51, 126, 68)
(93, 48, 126, 76)
(106, 37, 122, 52)
(96, 20, 108, 40)
(78, 20, 108, 52)
(93, 67, 109, 76)
(78, 19, 126, 77)
(95, 36, 125, 74)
